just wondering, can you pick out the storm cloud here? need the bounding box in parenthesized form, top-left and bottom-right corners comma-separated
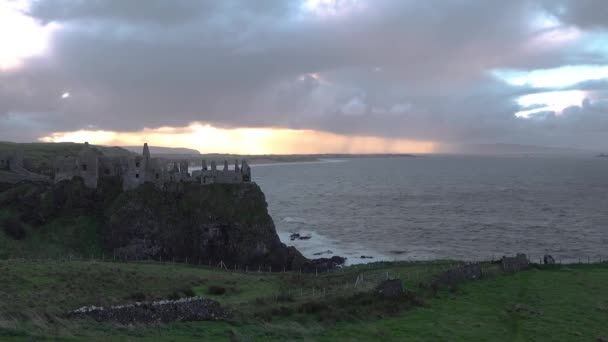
(1, 0, 607, 150)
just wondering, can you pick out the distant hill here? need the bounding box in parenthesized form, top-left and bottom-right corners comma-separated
(0, 142, 134, 175)
(120, 146, 201, 158)
(445, 143, 592, 156)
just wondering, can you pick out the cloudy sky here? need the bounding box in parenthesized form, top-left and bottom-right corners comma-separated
(1, 0, 607, 153)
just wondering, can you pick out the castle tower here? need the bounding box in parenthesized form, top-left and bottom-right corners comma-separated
(234, 160, 240, 173)
(142, 143, 152, 183)
(223, 160, 228, 171)
(179, 160, 189, 179)
(241, 160, 251, 182)
(143, 143, 151, 163)
(211, 161, 217, 171)
(77, 141, 99, 188)
(202, 159, 207, 170)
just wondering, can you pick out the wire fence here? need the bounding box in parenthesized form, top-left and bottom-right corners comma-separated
(3, 255, 607, 306)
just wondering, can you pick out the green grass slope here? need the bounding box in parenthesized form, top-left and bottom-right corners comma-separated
(0, 260, 606, 341)
(0, 142, 134, 175)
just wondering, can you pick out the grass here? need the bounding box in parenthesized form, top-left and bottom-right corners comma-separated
(0, 141, 134, 176)
(0, 258, 606, 341)
(0, 208, 103, 259)
(319, 265, 608, 341)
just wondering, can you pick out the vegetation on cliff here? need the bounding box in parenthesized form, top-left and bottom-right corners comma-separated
(0, 177, 307, 269)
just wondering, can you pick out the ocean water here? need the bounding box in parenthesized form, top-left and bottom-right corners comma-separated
(252, 156, 608, 264)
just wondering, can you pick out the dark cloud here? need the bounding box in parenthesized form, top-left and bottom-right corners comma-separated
(543, 0, 608, 30)
(1, 0, 607, 150)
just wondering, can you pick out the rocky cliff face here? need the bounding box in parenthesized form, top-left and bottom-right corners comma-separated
(0, 178, 314, 270)
(104, 181, 307, 269)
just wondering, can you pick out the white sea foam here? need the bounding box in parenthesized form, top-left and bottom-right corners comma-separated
(277, 230, 390, 265)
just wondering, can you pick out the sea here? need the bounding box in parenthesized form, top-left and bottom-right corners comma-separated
(251, 155, 608, 265)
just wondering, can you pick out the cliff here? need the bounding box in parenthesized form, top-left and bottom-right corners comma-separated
(0, 178, 314, 270)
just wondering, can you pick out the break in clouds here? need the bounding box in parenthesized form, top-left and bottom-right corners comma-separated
(1, 0, 608, 150)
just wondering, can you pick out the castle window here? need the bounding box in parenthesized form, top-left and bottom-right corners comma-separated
(104, 168, 110, 175)
(156, 173, 160, 179)
(136, 161, 140, 168)
(135, 173, 139, 179)
(82, 164, 87, 171)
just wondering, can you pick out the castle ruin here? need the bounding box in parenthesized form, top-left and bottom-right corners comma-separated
(0, 149, 49, 183)
(54, 142, 252, 190)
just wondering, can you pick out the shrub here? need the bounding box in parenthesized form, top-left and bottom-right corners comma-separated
(277, 293, 295, 302)
(298, 301, 328, 314)
(2, 216, 26, 240)
(208, 285, 226, 295)
(271, 306, 294, 316)
(126, 292, 146, 302)
(180, 287, 196, 297)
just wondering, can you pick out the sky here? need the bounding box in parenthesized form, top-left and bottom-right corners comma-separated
(1, 0, 608, 154)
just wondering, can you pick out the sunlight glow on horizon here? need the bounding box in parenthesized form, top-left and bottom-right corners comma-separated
(38, 123, 437, 154)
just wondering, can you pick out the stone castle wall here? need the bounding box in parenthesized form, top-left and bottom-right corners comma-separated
(0, 150, 24, 171)
(51, 142, 252, 190)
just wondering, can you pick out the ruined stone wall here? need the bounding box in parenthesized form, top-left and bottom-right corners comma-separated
(196, 160, 249, 185)
(49, 144, 253, 190)
(145, 158, 165, 188)
(122, 156, 145, 191)
(0, 153, 11, 171)
(76, 145, 99, 188)
(0, 151, 23, 171)
(54, 156, 79, 183)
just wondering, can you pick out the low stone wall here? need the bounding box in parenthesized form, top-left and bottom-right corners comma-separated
(66, 297, 227, 324)
(432, 263, 482, 288)
(501, 253, 530, 273)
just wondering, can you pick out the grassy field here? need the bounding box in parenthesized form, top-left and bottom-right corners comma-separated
(0, 259, 606, 341)
(0, 141, 133, 175)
